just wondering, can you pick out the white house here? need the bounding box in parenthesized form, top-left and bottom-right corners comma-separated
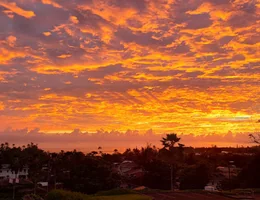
(205, 185, 218, 192)
(0, 164, 29, 183)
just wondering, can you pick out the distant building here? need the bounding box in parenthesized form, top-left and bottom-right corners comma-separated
(221, 151, 229, 154)
(37, 182, 48, 187)
(216, 165, 240, 178)
(41, 164, 49, 171)
(204, 185, 218, 192)
(206, 165, 241, 191)
(0, 164, 29, 183)
(114, 160, 144, 179)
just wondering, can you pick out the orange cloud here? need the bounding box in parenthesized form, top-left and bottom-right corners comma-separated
(0, 48, 27, 64)
(57, 54, 72, 58)
(0, 0, 259, 144)
(6, 35, 16, 47)
(0, 102, 4, 110)
(0, 1, 35, 18)
(69, 16, 79, 24)
(43, 32, 51, 36)
(41, 0, 61, 8)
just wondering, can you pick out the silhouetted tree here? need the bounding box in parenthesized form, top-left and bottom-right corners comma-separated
(239, 153, 260, 188)
(179, 163, 211, 190)
(160, 133, 183, 190)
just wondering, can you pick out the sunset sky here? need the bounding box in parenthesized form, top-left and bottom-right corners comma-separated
(0, 0, 259, 148)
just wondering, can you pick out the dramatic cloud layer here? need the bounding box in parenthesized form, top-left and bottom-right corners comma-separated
(0, 128, 256, 152)
(0, 0, 259, 146)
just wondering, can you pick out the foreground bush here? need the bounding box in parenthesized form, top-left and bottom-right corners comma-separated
(46, 190, 88, 200)
(22, 194, 43, 200)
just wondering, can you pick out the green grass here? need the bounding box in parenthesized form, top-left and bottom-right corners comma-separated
(95, 189, 137, 196)
(137, 188, 172, 194)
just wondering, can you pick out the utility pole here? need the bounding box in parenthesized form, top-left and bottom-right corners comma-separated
(228, 165, 230, 191)
(228, 161, 234, 191)
(170, 164, 173, 191)
(54, 168, 57, 190)
(47, 160, 50, 192)
(47, 153, 52, 193)
(12, 180, 15, 200)
(12, 177, 16, 200)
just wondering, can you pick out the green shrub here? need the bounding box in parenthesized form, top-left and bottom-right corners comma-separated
(46, 190, 89, 200)
(22, 194, 43, 200)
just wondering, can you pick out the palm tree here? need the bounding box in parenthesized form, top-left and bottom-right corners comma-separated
(113, 149, 119, 154)
(160, 133, 183, 191)
(161, 134, 181, 150)
(98, 147, 103, 156)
